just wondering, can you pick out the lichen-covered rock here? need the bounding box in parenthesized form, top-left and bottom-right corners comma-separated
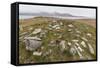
(24, 37, 42, 51)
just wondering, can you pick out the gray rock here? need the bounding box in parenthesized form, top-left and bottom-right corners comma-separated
(24, 37, 42, 51)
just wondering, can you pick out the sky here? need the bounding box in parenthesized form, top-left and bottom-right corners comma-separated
(19, 4, 96, 18)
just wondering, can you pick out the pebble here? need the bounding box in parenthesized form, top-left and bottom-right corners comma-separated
(76, 30, 81, 34)
(33, 51, 42, 56)
(70, 47, 76, 55)
(74, 46, 83, 59)
(68, 24, 74, 27)
(68, 29, 72, 32)
(60, 40, 66, 50)
(78, 46, 83, 52)
(81, 37, 88, 41)
(81, 41, 87, 48)
(87, 33, 92, 37)
(68, 42, 71, 46)
(72, 39, 79, 42)
(88, 43, 94, 54)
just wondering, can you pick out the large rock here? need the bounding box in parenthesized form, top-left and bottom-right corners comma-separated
(32, 28, 42, 34)
(24, 37, 42, 51)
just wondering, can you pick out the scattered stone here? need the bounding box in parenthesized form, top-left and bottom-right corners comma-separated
(48, 27, 52, 30)
(68, 24, 74, 28)
(74, 46, 83, 59)
(52, 24, 59, 28)
(48, 40, 56, 46)
(50, 40, 55, 44)
(58, 35, 62, 39)
(81, 37, 88, 41)
(87, 33, 92, 37)
(55, 26, 60, 30)
(39, 31, 46, 38)
(68, 29, 72, 32)
(44, 49, 52, 56)
(33, 51, 42, 56)
(68, 42, 71, 46)
(60, 40, 66, 50)
(41, 46, 44, 50)
(72, 39, 79, 42)
(70, 47, 76, 55)
(49, 49, 52, 53)
(48, 24, 52, 27)
(60, 22, 63, 25)
(78, 46, 83, 52)
(75, 42, 80, 47)
(52, 24, 61, 30)
(81, 41, 87, 48)
(76, 30, 81, 34)
(88, 43, 94, 54)
(32, 28, 42, 34)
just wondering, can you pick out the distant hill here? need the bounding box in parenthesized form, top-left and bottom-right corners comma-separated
(19, 12, 85, 18)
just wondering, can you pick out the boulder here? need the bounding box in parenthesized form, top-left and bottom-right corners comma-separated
(24, 37, 42, 51)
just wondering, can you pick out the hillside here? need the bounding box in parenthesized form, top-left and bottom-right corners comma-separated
(19, 17, 96, 64)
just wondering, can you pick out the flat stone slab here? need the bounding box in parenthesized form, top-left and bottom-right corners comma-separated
(24, 37, 42, 51)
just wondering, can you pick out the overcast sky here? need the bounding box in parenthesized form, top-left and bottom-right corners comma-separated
(19, 4, 96, 18)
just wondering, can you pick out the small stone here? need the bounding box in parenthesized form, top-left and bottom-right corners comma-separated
(41, 46, 44, 50)
(68, 29, 72, 32)
(68, 24, 74, 27)
(33, 51, 42, 56)
(76, 30, 81, 34)
(72, 39, 79, 42)
(68, 42, 71, 46)
(74, 46, 83, 59)
(88, 43, 94, 54)
(56, 26, 60, 30)
(87, 33, 92, 37)
(81, 37, 88, 41)
(49, 49, 52, 53)
(60, 40, 66, 50)
(75, 42, 80, 47)
(81, 41, 87, 48)
(70, 47, 76, 55)
(60, 22, 63, 25)
(78, 46, 83, 52)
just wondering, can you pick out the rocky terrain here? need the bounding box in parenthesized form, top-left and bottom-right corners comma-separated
(19, 16, 96, 64)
